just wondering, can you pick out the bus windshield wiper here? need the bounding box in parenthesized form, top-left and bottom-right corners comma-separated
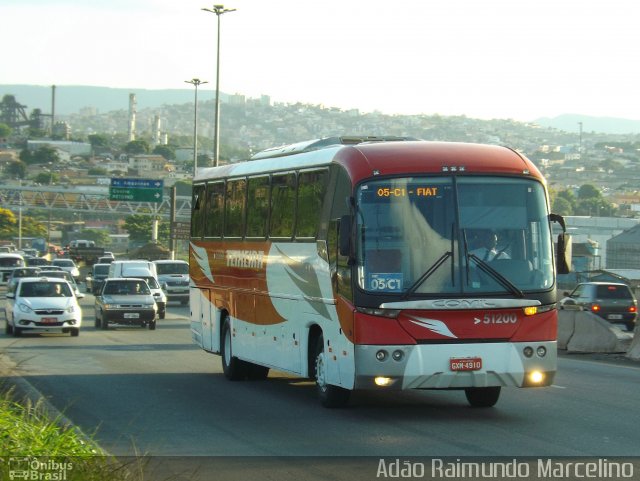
(468, 253, 525, 298)
(402, 251, 452, 299)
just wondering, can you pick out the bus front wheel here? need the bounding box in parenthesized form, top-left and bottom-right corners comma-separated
(314, 335, 350, 408)
(464, 386, 501, 407)
(221, 317, 248, 381)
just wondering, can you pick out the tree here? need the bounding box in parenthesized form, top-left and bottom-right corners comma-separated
(123, 214, 169, 245)
(88, 134, 109, 149)
(153, 144, 176, 160)
(79, 228, 110, 246)
(577, 184, 601, 200)
(6, 161, 27, 179)
(0, 208, 17, 238)
(552, 196, 573, 216)
(33, 172, 59, 184)
(124, 140, 150, 155)
(27, 145, 60, 164)
(0, 123, 11, 139)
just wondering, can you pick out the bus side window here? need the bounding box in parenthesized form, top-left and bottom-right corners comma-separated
(224, 178, 246, 238)
(270, 173, 296, 239)
(296, 169, 328, 239)
(204, 182, 225, 238)
(246, 176, 270, 238)
(191, 184, 205, 238)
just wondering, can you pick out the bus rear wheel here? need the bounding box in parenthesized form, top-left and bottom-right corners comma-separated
(464, 386, 501, 407)
(314, 335, 350, 408)
(221, 316, 249, 380)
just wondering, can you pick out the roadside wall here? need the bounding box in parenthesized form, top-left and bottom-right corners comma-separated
(557, 308, 633, 354)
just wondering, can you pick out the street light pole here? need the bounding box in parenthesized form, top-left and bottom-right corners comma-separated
(202, 4, 236, 167)
(185, 78, 208, 175)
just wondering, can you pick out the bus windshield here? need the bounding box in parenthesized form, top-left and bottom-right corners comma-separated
(355, 176, 554, 296)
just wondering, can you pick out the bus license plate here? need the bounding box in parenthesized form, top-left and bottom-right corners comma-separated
(41, 317, 58, 323)
(124, 313, 140, 319)
(450, 357, 482, 371)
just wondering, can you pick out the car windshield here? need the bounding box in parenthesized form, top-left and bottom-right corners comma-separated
(94, 265, 110, 275)
(39, 271, 76, 284)
(19, 281, 72, 298)
(0, 258, 24, 267)
(53, 260, 75, 267)
(104, 281, 151, 295)
(355, 176, 554, 296)
(142, 276, 160, 289)
(156, 263, 189, 275)
(11, 268, 40, 278)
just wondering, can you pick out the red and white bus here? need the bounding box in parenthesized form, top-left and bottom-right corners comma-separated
(189, 137, 571, 408)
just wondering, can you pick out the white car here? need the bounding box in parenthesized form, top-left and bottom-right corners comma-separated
(5, 277, 84, 337)
(51, 258, 81, 279)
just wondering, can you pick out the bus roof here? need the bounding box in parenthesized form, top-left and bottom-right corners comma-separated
(194, 138, 542, 183)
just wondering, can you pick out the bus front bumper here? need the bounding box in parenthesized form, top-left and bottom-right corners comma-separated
(353, 341, 557, 390)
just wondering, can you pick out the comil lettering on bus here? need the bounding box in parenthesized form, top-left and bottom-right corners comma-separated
(226, 250, 265, 269)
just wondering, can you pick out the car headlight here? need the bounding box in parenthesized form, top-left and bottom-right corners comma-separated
(18, 303, 33, 314)
(66, 305, 77, 314)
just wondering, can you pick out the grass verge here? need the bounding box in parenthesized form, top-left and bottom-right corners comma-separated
(0, 385, 146, 480)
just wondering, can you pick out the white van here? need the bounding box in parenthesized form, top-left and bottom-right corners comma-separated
(153, 260, 190, 305)
(0, 253, 25, 285)
(108, 260, 166, 318)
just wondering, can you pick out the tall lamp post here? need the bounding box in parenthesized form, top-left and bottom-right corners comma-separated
(202, 4, 236, 167)
(185, 78, 208, 174)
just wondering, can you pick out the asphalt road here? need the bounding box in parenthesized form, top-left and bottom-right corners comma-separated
(2, 289, 640, 479)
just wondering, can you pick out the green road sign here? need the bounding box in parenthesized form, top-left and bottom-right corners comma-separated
(109, 186, 163, 202)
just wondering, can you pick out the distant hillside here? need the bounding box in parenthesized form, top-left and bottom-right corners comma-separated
(3, 85, 640, 135)
(533, 114, 640, 135)
(0, 84, 218, 116)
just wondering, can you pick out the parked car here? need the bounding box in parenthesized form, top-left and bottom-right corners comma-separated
(86, 263, 111, 294)
(94, 278, 158, 330)
(5, 277, 84, 337)
(38, 269, 82, 297)
(7, 267, 42, 293)
(154, 259, 190, 305)
(51, 258, 80, 280)
(559, 281, 638, 331)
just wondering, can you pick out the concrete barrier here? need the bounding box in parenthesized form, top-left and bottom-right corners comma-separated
(557, 308, 633, 353)
(626, 325, 640, 361)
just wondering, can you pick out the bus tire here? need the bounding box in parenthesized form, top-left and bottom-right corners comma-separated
(314, 335, 350, 408)
(464, 386, 501, 407)
(221, 316, 249, 381)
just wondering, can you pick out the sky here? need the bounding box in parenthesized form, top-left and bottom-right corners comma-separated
(2, 0, 639, 122)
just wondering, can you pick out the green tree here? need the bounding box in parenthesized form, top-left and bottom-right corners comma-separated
(152, 144, 176, 160)
(33, 172, 59, 184)
(0, 123, 12, 139)
(88, 134, 109, 149)
(26, 146, 60, 165)
(79, 228, 110, 246)
(6, 161, 27, 179)
(88, 167, 108, 176)
(552, 196, 573, 216)
(123, 214, 169, 245)
(577, 184, 601, 200)
(124, 140, 150, 155)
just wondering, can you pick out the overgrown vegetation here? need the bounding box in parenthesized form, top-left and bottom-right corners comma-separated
(0, 386, 145, 480)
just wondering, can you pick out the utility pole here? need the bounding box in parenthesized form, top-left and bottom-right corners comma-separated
(202, 4, 236, 167)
